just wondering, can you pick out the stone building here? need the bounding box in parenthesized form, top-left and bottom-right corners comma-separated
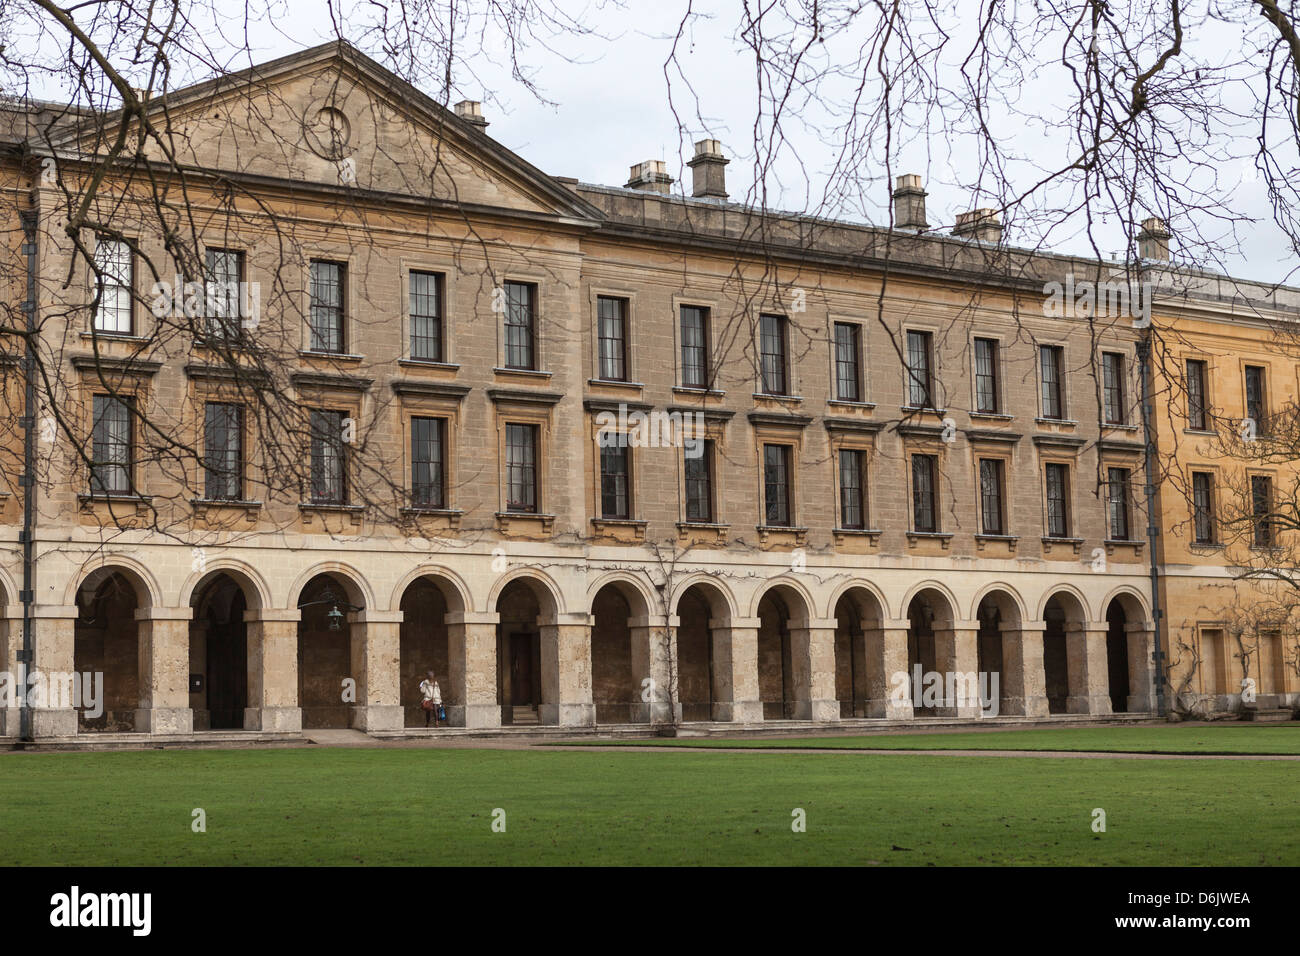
(0, 42, 1162, 738)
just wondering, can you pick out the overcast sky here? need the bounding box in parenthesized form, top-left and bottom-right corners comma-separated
(18, 0, 1296, 285)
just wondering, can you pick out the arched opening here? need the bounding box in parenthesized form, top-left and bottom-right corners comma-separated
(296, 573, 358, 729)
(906, 590, 950, 714)
(834, 588, 884, 718)
(74, 571, 141, 732)
(1042, 594, 1076, 714)
(399, 577, 455, 727)
(757, 591, 792, 719)
(675, 582, 728, 722)
(975, 590, 1021, 716)
(495, 578, 552, 725)
(189, 573, 251, 730)
(590, 582, 647, 724)
(1105, 598, 1132, 713)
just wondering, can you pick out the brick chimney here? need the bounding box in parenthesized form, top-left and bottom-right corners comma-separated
(626, 160, 674, 195)
(687, 139, 729, 199)
(892, 174, 928, 230)
(1137, 217, 1171, 261)
(454, 100, 488, 130)
(953, 208, 1003, 244)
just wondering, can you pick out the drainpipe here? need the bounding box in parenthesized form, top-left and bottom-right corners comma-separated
(18, 206, 37, 742)
(1136, 332, 1167, 717)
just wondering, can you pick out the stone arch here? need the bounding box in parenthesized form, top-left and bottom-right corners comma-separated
(755, 581, 814, 719)
(969, 583, 1027, 626)
(749, 576, 815, 626)
(825, 579, 888, 623)
(904, 586, 958, 714)
(1098, 585, 1150, 624)
(1041, 587, 1088, 714)
(486, 568, 564, 622)
(295, 570, 367, 729)
(67, 556, 160, 610)
(973, 587, 1025, 717)
(0, 565, 17, 607)
(831, 583, 887, 718)
(586, 570, 658, 618)
(672, 576, 735, 722)
(899, 580, 959, 627)
(590, 577, 654, 724)
(182, 561, 269, 613)
(74, 565, 147, 731)
(397, 571, 469, 728)
(669, 573, 736, 624)
(388, 565, 471, 617)
(188, 571, 255, 730)
(288, 562, 373, 611)
(493, 573, 564, 725)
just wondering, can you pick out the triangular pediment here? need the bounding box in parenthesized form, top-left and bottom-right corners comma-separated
(52, 42, 602, 223)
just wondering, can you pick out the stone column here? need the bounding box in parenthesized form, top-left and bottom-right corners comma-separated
(789, 617, 840, 721)
(540, 612, 594, 726)
(136, 606, 195, 734)
(1067, 622, 1112, 715)
(710, 616, 763, 723)
(244, 608, 301, 733)
(1125, 622, 1156, 714)
(349, 609, 403, 732)
(630, 614, 680, 724)
(933, 620, 983, 717)
(1001, 620, 1050, 717)
(30, 605, 79, 737)
(863, 619, 913, 720)
(447, 611, 500, 729)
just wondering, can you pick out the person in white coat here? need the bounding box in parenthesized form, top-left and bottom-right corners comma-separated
(419, 670, 443, 728)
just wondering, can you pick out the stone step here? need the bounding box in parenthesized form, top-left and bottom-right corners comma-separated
(1242, 709, 1293, 722)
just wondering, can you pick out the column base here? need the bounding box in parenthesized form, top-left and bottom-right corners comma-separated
(31, 707, 78, 737)
(539, 703, 596, 727)
(933, 703, 985, 719)
(1067, 695, 1112, 716)
(793, 699, 840, 721)
(630, 702, 683, 724)
(866, 697, 914, 720)
(1002, 696, 1050, 717)
(350, 704, 402, 732)
(462, 703, 501, 729)
(1125, 694, 1153, 714)
(136, 707, 194, 734)
(244, 706, 302, 733)
(0, 707, 21, 736)
(711, 700, 763, 723)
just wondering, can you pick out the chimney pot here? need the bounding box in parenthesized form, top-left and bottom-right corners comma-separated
(626, 159, 674, 195)
(687, 139, 729, 199)
(952, 207, 1002, 244)
(892, 174, 928, 231)
(1137, 217, 1171, 261)
(454, 100, 488, 130)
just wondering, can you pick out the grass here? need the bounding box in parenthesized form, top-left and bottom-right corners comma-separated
(556, 724, 1300, 755)
(1, 744, 1297, 865)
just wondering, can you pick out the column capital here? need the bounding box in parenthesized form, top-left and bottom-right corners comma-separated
(552, 612, 594, 627)
(31, 604, 80, 620)
(1021, 619, 1047, 631)
(1, 604, 22, 620)
(244, 607, 301, 623)
(948, 620, 982, 633)
(351, 609, 403, 624)
(446, 611, 499, 626)
(795, 617, 839, 631)
(722, 616, 762, 629)
(882, 618, 912, 630)
(629, 615, 679, 629)
(134, 607, 194, 622)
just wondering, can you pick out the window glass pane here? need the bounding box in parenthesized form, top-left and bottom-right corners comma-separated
(1040, 346, 1063, 419)
(834, 324, 860, 402)
(1187, 360, 1207, 430)
(410, 272, 442, 361)
(93, 239, 133, 333)
(760, 314, 787, 395)
(1193, 472, 1214, 544)
(91, 395, 131, 493)
(1103, 353, 1125, 423)
(309, 409, 346, 503)
(979, 458, 1003, 534)
(310, 261, 344, 353)
(411, 416, 445, 508)
(680, 307, 709, 388)
(204, 402, 242, 500)
(906, 331, 932, 407)
(911, 454, 936, 532)
(597, 297, 627, 381)
(505, 423, 537, 512)
(1107, 467, 1130, 540)
(763, 444, 791, 525)
(1045, 462, 1069, 537)
(504, 282, 535, 369)
(600, 440, 630, 518)
(838, 449, 864, 528)
(974, 338, 998, 413)
(684, 441, 712, 522)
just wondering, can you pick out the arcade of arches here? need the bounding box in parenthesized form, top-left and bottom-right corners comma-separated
(25, 566, 1158, 735)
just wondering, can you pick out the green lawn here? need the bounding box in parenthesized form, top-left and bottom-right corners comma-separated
(560, 724, 1300, 755)
(1, 745, 1296, 865)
